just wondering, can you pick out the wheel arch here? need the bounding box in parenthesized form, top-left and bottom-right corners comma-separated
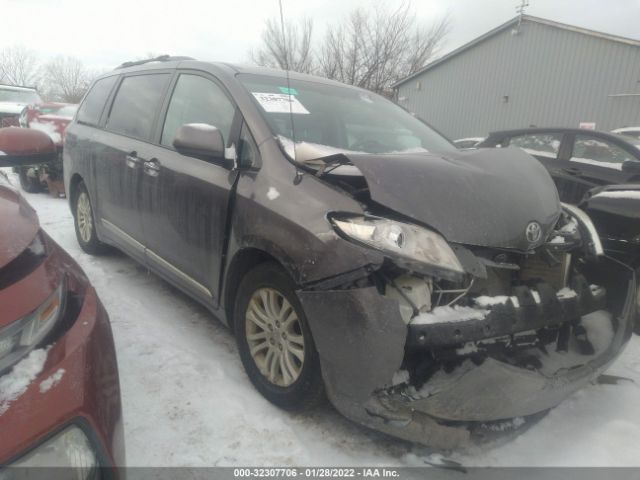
(223, 247, 295, 329)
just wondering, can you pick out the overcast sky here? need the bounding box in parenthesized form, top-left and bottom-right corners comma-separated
(1, 0, 639, 71)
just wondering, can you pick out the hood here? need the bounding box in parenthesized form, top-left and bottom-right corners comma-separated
(343, 147, 561, 251)
(0, 102, 26, 115)
(0, 182, 39, 268)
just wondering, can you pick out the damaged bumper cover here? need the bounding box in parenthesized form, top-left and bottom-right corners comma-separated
(298, 256, 636, 449)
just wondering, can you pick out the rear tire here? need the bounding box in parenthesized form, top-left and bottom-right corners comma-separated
(18, 167, 43, 193)
(73, 181, 108, 255)
(234, 262, 325, 411)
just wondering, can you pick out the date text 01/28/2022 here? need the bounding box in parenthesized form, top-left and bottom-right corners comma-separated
(233, 468, 400, 478)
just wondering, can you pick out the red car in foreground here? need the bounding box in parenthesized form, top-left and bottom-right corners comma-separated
(0, 128, 124, 473)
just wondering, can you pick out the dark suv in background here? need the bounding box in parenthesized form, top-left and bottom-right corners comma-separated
(64, 57, 636, 448)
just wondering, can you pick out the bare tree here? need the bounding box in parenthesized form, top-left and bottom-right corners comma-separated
(0, 46, 40, 86)
(319, 2, 449, 94)
(250, 17, 315, 74)
(42, 56, 94, 103)
(249, 2, 449, 95)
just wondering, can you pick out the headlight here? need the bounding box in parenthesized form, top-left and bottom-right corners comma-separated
(0, 278, 65, 373)
(331, 215, 464, 280)
(10, 425, 99, 475)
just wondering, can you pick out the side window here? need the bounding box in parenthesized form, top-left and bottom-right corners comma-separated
(161, 74, 236, 147)
(238, 122, 259, 168)
(571, 135, 636, 170)
(106, 74, 170, 141)
(77, 76, 118, 126)
(508, 133, 562, 159)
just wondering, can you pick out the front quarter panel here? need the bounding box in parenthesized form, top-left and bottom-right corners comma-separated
(227, 139, 384, 287)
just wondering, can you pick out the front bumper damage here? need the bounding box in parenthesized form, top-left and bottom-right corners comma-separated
(298, 256, 636, 449)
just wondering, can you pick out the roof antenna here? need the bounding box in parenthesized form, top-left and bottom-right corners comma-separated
(278, 0, 297, 162)
(513, 0, 530, 34)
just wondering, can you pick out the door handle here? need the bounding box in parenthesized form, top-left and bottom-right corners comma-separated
(562, 167, 582, 176)
(125, 152, 140, 169)
(143, 159, 161, 176)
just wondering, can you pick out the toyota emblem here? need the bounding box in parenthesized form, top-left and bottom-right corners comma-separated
(525, 221, 542, 244)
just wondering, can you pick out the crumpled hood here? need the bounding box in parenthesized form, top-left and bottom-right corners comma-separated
(345, 147, 561, 251)
(0, 183, 39, 268)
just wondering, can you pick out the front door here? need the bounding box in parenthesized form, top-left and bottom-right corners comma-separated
(140, 72, 239, 303)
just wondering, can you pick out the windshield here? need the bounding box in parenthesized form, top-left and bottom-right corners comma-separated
(0, 88, 42, 104)
(238, 74, 455, 157)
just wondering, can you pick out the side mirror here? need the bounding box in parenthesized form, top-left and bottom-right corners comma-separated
(0, 127, 57, 168)
(621, 160, 640, 175)
(173, 123, 225, 162)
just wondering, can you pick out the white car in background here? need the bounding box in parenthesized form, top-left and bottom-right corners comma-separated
(612, 127, 640, 140)
(453, 137, 485, 149)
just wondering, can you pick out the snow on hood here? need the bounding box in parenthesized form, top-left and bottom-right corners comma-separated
(0, 102, 26, 115)
(341, 148, 561, 251)
(0, 184, 39, 269)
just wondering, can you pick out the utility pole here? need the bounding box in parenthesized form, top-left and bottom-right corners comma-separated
(516, 0, 530, 28)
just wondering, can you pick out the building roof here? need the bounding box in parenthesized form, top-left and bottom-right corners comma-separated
(393, 15, 640, 88)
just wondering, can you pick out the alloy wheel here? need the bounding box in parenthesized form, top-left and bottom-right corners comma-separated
(245, 288, 305, 387)
(76, 192, 93, 243)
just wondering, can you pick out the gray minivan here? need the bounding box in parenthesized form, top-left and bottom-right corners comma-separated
(64, 57, 636, 448)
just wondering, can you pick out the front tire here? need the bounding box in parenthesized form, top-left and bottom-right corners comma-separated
(234, 262, 325, 411)
(18, 167, 43, 193)
(73, 181, 108, 254)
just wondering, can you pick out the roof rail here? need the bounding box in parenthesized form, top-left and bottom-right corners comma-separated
(0, 83, 38, 90)
(115, 55, 195, 70)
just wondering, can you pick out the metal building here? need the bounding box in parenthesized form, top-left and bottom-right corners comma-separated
(393, 15, 640, 140)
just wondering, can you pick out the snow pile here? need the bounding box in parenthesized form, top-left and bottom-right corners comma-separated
(593, 190, 640, 201)
(559, 217, 578, 234)
(390, 370, 409, 386)
(557, 287, 578, 300)
(0, 348, 48, 415)
(39, 368, 65, 393)
(474, 295, 515, 307)
(410, 305, 488, 325)
(266, 187, 280, 200)
(549, 235, 566, 244)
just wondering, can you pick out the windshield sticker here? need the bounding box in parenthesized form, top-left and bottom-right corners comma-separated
(278, 86, 298, 95)
(252, 92, 310, 114)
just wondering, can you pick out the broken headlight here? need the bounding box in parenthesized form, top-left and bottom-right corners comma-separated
(331, 215, 464, 280)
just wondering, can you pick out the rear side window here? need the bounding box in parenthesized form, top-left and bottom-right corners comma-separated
(571, 135, 636, 170)
(508, 133, 562, 159)
(161, 74, 236, 147)
(77, 76, 118, 126)
(107, 74, 170, 141)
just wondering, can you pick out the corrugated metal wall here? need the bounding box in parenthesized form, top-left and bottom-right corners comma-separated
(397, 20, 640, 140)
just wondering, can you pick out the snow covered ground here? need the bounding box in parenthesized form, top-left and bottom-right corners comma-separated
(8, 175, 640, 467)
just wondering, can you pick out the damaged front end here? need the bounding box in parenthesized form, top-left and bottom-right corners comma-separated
(298, 204, 636, 449)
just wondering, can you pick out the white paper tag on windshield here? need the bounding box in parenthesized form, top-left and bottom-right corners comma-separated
(252, 92, 310, 114)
